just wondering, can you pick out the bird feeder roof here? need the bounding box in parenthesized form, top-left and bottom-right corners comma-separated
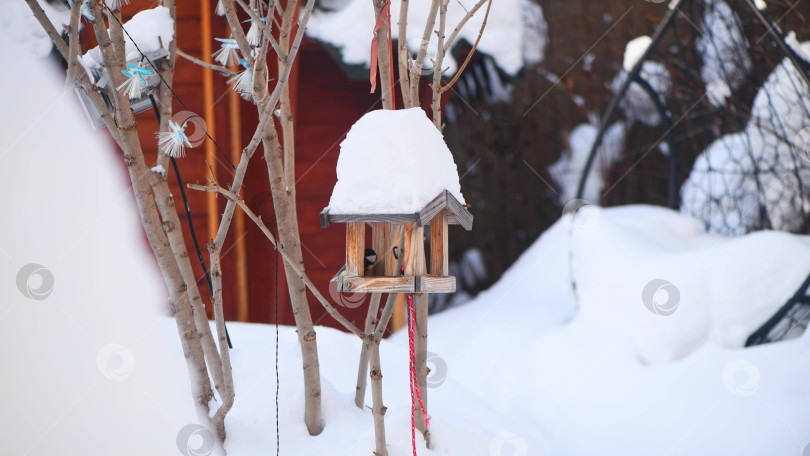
(321, 189, 472, 230)
(322, 108, 470, 229)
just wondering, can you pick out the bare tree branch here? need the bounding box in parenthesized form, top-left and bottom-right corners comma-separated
(409, 0, 439, 107)
(188, 183, 366, 338)
(177, 49, 238, 76)
(397, 0, 411, 107)
(64, 0, 82, 88)
(439, 0, 492, 94)
(441, 0, 487, 54)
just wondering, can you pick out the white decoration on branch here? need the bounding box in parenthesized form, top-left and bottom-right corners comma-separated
(228, 59, 253, 100)
(157, 120, 192, 158)
(117, 62, 155, 100)
(244, 18, 265, 47)
(212, 37, 240, 66)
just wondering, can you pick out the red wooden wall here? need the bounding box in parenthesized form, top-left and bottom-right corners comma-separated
(118, 2, 384, 332)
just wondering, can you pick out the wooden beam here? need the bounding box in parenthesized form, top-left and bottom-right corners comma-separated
(321, 191, 473, 230)
(346, 222, 365, 277)
(201, 0, 219, 257)
(337, 275, 455, 294)
(416, 275, 455, 293)
(412, 225, 429, 438)
(371, 222, 392, 276)
(340, 275, 416, 293)
(430, 213, 448, 276)
(229, 80, 249, 322)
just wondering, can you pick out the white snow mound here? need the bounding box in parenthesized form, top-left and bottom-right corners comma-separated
(81, 6, 174, 69)
(307, 0, 545, 76)
(327, 108, 465, 214)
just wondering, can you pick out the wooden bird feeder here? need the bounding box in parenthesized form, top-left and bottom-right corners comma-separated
(320, 190, 473, 294)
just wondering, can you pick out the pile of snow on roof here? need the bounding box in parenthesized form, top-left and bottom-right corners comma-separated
(327, 107, 465, 214)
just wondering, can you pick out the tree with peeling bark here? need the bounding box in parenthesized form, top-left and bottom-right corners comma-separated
(25, 0, 490, 452)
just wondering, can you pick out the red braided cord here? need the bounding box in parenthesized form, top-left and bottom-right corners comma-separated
(408, 293, 429, 455)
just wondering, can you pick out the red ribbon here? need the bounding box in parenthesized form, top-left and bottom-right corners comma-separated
(408, 293, 430, 455)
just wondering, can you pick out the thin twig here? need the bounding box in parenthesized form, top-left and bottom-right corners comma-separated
(442, 0, 488, 54)
(234, 0, 285, 58)
(177, 49, 238, 76)
(439, 0, 491, 94)
(189, 183, 365, 338)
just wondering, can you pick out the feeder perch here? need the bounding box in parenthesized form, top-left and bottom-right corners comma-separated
(321, 190, 473, 295)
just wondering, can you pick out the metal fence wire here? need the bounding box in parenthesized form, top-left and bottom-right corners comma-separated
(576, 0, 810, 345)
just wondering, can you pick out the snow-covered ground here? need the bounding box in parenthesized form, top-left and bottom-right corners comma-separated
(4, 8, 810, 456)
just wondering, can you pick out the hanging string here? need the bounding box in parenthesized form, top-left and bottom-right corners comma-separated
(408, 293, 429, 455)
(274, 243, 281, 456)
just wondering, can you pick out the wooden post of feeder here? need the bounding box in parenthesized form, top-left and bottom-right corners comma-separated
(430, 212, 449, 276)
(409, 223, 430, 442)
(346, 222, 365, 277)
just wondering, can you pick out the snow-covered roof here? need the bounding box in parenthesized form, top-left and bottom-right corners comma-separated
(81, 6, 174, 70)
(324, 107, 468, 223)
(306, 0, 547, 77)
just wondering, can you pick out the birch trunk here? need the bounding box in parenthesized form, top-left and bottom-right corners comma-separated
(263, 126, 324, 435)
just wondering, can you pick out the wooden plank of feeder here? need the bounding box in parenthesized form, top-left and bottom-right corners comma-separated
(444, 190, 474, 230)
(320, 208, 419, 228)
(416, 275, 455, 293)
(430, 212, 449, 276)
(338, 276, 456, 293)
(346, 222, 365, 277)
(340, 275, 416, 293)
(372, 222, 392, 277)
(392, 222, 415, 331)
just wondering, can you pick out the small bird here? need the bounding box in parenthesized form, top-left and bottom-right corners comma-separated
(337, 248, 377, 277)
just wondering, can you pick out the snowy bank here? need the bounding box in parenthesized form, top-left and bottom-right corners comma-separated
(0, 32, 196, 455)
